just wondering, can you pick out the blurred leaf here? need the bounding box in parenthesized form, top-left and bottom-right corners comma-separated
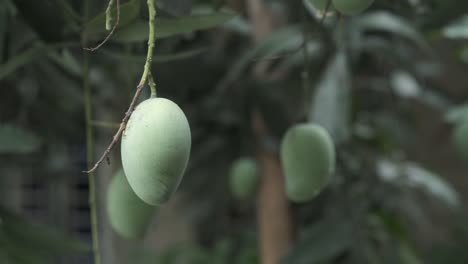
(309, 50, 351, 144)
(0, 6, 7, 64)
(445, 103, 468, 124)
(0, 44, 44, 80)
(355, 12, 430, 53)
(442, 15, 468, 39)
(217, 25, 303, 91)
(0, 124, 41, 154)
(47, 49, 82, 77)
(0, 207, 90, 254)
(377, 159, 460, 208)
(284, 218, 353, 264)
(101, 47, 207, 63)
(405, 163, 460, 208)
(13, 0, 65, 42)
(155, 0, 193, 16)
(277, 41, 322, 70)
(425, 1, 468, 29)
(212, 238, 234, 264)
(84, 0, 141, 36)
(222, 16, 251, 35)
(112, 12, 236, 42)
(399, 242, 423, 264)
(390, 71, 421, 99)
(461, 45, 468, 64)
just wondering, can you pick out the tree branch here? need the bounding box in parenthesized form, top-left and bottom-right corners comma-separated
(84, 0, 157, 173)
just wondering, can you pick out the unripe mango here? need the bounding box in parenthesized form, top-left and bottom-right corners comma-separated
(229, 158, 259, 201)
(454, 120, 468, 160)
(332, 0, 373, 15)
(121, 98, 191, 205)
(107, 169, 156, 239)
(280, 124, 335, 202)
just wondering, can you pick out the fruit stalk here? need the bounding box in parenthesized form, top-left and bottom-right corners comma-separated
(84, 0, 157, 174)
(138, 0, 157, 88)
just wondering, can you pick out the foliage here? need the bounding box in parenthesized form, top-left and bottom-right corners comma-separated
(0, 0, 467, 263)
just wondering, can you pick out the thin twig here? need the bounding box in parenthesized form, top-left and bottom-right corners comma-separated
(84, 0, 157, 174)
(83, 83, 146, 173)
(83, 0, 121, 51)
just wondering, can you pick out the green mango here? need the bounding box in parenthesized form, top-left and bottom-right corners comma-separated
(280, 124, 335, 202)
(454, 120, 468, 160)
(332, 0, 374, 15)
(229, 158, 259, 201)
(121, 97, 191, 205)
(107, 169, 156, 239)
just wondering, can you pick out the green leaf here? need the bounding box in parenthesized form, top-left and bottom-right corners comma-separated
(284, 218, 353, 264)
(390, 71, 421, 99)
(0, 124, 41, 154)
(399, 242, 423, 264)
(47, 49, 82, 77)
(0, 42, 70, 81)
(101, 47, 207, 63)
(376, 159, 460, 208)
(443, 15, 468, 39)
(0, 45, 44, 81)
(84, 0, 141, 36)
(445, 103, 468, 124)
(0, 208, 90, 255)
(112, 12, 236, 42)
(309, 50, 351, 144)
(155, 0, 193, 16)
(355, 12, 430, 53)
(217, 25, 303, 91)
(405, 163, 460, 208)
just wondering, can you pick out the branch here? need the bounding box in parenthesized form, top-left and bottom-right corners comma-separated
(84, 0, 157, 174)
(83, 82, 146, 173)
(83, 0, 121, 51)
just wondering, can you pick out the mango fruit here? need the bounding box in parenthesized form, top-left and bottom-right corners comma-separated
(229, 158, 259, 201)
(107, 169, 156, 239)
(121, 98, 191, 205)
(280, 124, 335, 202)
(332, 0, 373, 15)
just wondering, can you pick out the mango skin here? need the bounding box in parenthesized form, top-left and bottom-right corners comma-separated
(280, 124, 335, 202)
(121, 98, 191, 205)
(107, 169, 156, 240)
(332, 0, 374, 15)
(229, 158, 259, 201)
(454, 120, 468, 160)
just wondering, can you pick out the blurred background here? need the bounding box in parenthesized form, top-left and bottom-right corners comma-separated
(0, 0, 468, 263)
